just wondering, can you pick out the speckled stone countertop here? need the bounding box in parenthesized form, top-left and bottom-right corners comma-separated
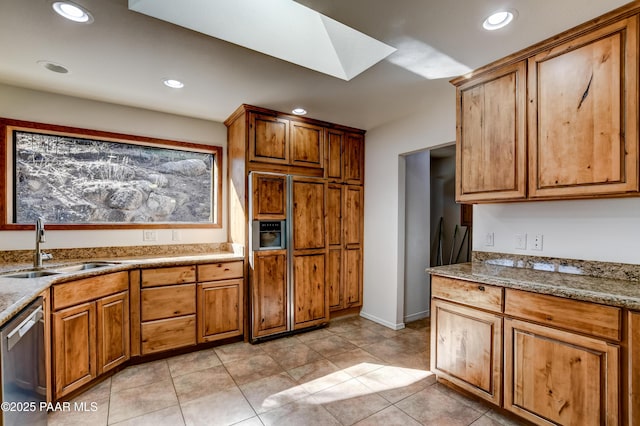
(0, 251, 244, 328)
(428, 260, 640, 310)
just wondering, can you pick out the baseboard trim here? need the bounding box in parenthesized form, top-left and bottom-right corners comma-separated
(404, 309, 430, 323)
(359, 311, 405, 330)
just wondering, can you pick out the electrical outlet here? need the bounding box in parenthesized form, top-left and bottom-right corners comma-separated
(532, 234, 543, 250)
(143, 230, 157, 241)
(172, 230, 181, 241)
(515, 233, 527, 250)
(485, 232, 494, 247)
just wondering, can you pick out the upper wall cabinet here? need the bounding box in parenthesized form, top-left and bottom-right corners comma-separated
(456, 61, 527, 202)
(325, 129, 365, 185)
(453, 6, 639, 203)
(528, 17, 638, 199)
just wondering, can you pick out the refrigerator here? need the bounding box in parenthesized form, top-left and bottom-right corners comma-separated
(248, 172, 329, 341)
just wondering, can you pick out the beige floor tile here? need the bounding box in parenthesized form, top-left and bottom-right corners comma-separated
(287, 359, 352, 394)
(71, 376, 111, 403)
(108, 379, 178, 424)
(360, 339, 412, 362)
(433, 383, 491, 413)
(471, 415, 508, 426)
(215, 341, 265, 364)
(231, 417, 264, 426)
(239, 371, 309, 414)
(358, 322, 400, 338)
(327, 319, 364, 334)
(354, 405, 422, 426)
(391, 330, 429, 353)
(225, 353, 284, 385)
(109, 405, 185, 426)
(258, 335, 301, 353)
(404, 318, 430, 331)
(356, 365, 435, 403)
(326, 348, 387, 377)
(313, 379, 390, 425)
(180, 386, 256, 426)
(336, 327, 386, 347)
(483, 409, 528, 425)
(306, 334, 358, 357)
(111, 360, 171, 393)
(395, 385, 484, 425)
(258, 396, 341, 426)
(47, 397, 109, 426)
(265, 341, 323, 370)
(173, 365, 236, 403)
(295, 328, 335, 343)
(166, 347, 222, 377)
(385, 351, 431, 377)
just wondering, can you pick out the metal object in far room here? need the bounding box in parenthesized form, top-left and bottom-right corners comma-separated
(1, 297, 47, 425)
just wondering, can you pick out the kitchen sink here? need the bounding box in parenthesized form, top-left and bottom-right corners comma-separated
(52, 262, 116, 273)
(1, 270, 60, 279)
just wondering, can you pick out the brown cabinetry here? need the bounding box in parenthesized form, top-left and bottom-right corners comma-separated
(51, 272, 129, 400)
(430, 274, 623, 425)
(328, 184, 363, 311)
(456, 61, 527, 202)
(528, 16, 638, 199)
(431, 277, 503, 404)
(251, 250, 288, 338)
(325, 129, 365, 185)
(453, 8, 639, 203)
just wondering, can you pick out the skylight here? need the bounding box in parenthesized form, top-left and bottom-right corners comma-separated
(128, 0, 396, 81)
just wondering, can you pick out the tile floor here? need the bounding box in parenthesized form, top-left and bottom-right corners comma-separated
(48, 316, 525, 426)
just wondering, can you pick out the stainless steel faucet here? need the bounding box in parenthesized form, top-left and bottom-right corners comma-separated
(34, 217, 52, 268)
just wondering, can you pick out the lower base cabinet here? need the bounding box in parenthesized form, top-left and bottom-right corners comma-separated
(430, 275, 623, 426)
(504, 318, 619, 425)
(198, 279, 243, 342)
(431, 299, 502, 405)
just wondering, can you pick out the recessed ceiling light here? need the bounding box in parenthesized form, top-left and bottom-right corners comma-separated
(163, 79, 184, 89)
(483, 10, 515, 31)
(37, 60, 70, 74)
(292, 108, 307, 116)
(52, 1, 93, 23)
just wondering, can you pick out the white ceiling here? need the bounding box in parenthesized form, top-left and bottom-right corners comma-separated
(0, 0, 631, 130)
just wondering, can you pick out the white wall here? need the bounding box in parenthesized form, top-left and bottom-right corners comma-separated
(473, 199, 640, 264)
(362, 81, 456, 329)
(403, 151, 431, 322)
(0, 84, 228, 250)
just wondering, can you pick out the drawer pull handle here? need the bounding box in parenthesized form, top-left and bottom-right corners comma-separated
(477, 285, 485, 292)
(546, 315, 553, 321)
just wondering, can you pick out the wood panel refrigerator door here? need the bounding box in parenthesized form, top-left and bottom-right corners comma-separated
(291, 177, 328, 328)
(251, 250, 288, 338)
(528, 17, 638, 198)
(251, 173, 287, 220)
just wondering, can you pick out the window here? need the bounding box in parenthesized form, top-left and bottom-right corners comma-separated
(1, 118, 222, 229)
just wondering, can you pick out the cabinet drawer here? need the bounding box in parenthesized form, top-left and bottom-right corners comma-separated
(141, 284, 196, 321)
(53, 272, 128, 311)
(505, 289, 621, 341)
(141, 315, 196, 354)
(432, 276, 503, 313)
(141, 266, 196, 288)
(198, 261, 243, 282)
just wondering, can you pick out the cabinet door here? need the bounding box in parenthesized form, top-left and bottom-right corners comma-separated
(456, 61, 527, 202)
(97, 291, 130, 375)
(293, 253, 328, 328)
(53, 302, 96, 399)
(249, 113, 289, 164)
(198, 279, 243, 343)
(251, 250, 288, 338)
(528, 17, 638, 198)
(328, 247, 343, 311)
(344, 132, 364, 185)
(290, 121, 324, 168)
(327, 184, 342, 246)
(629, 311, 640, 423)
(343, 185, 363, 246)
(251, 173, 286, 220)
(504, 318, 619, 425)
(431, 299, 502, 405)
(291, 178, 326, 250)
(343, 247, 362, 307)
(326, 129, 344, 181)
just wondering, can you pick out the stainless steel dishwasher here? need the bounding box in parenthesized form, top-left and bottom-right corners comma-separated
(1, 297, 47, 426)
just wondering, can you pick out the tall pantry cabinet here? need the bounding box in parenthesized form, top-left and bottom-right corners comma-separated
(225, 105, 365, 339)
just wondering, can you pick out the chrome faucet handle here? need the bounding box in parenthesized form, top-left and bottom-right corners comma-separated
(41, 252, 53, 261)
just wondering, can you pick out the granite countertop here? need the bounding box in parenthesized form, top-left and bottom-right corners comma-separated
(0, 252, 244, 328)
(428, 262, 640, 310)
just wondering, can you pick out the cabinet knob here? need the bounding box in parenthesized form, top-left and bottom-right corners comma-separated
(478, 285, 485, 292)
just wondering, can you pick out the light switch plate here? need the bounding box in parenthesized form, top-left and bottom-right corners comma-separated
(515, 233, 527, 250)
(143, 230, 157, 241)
